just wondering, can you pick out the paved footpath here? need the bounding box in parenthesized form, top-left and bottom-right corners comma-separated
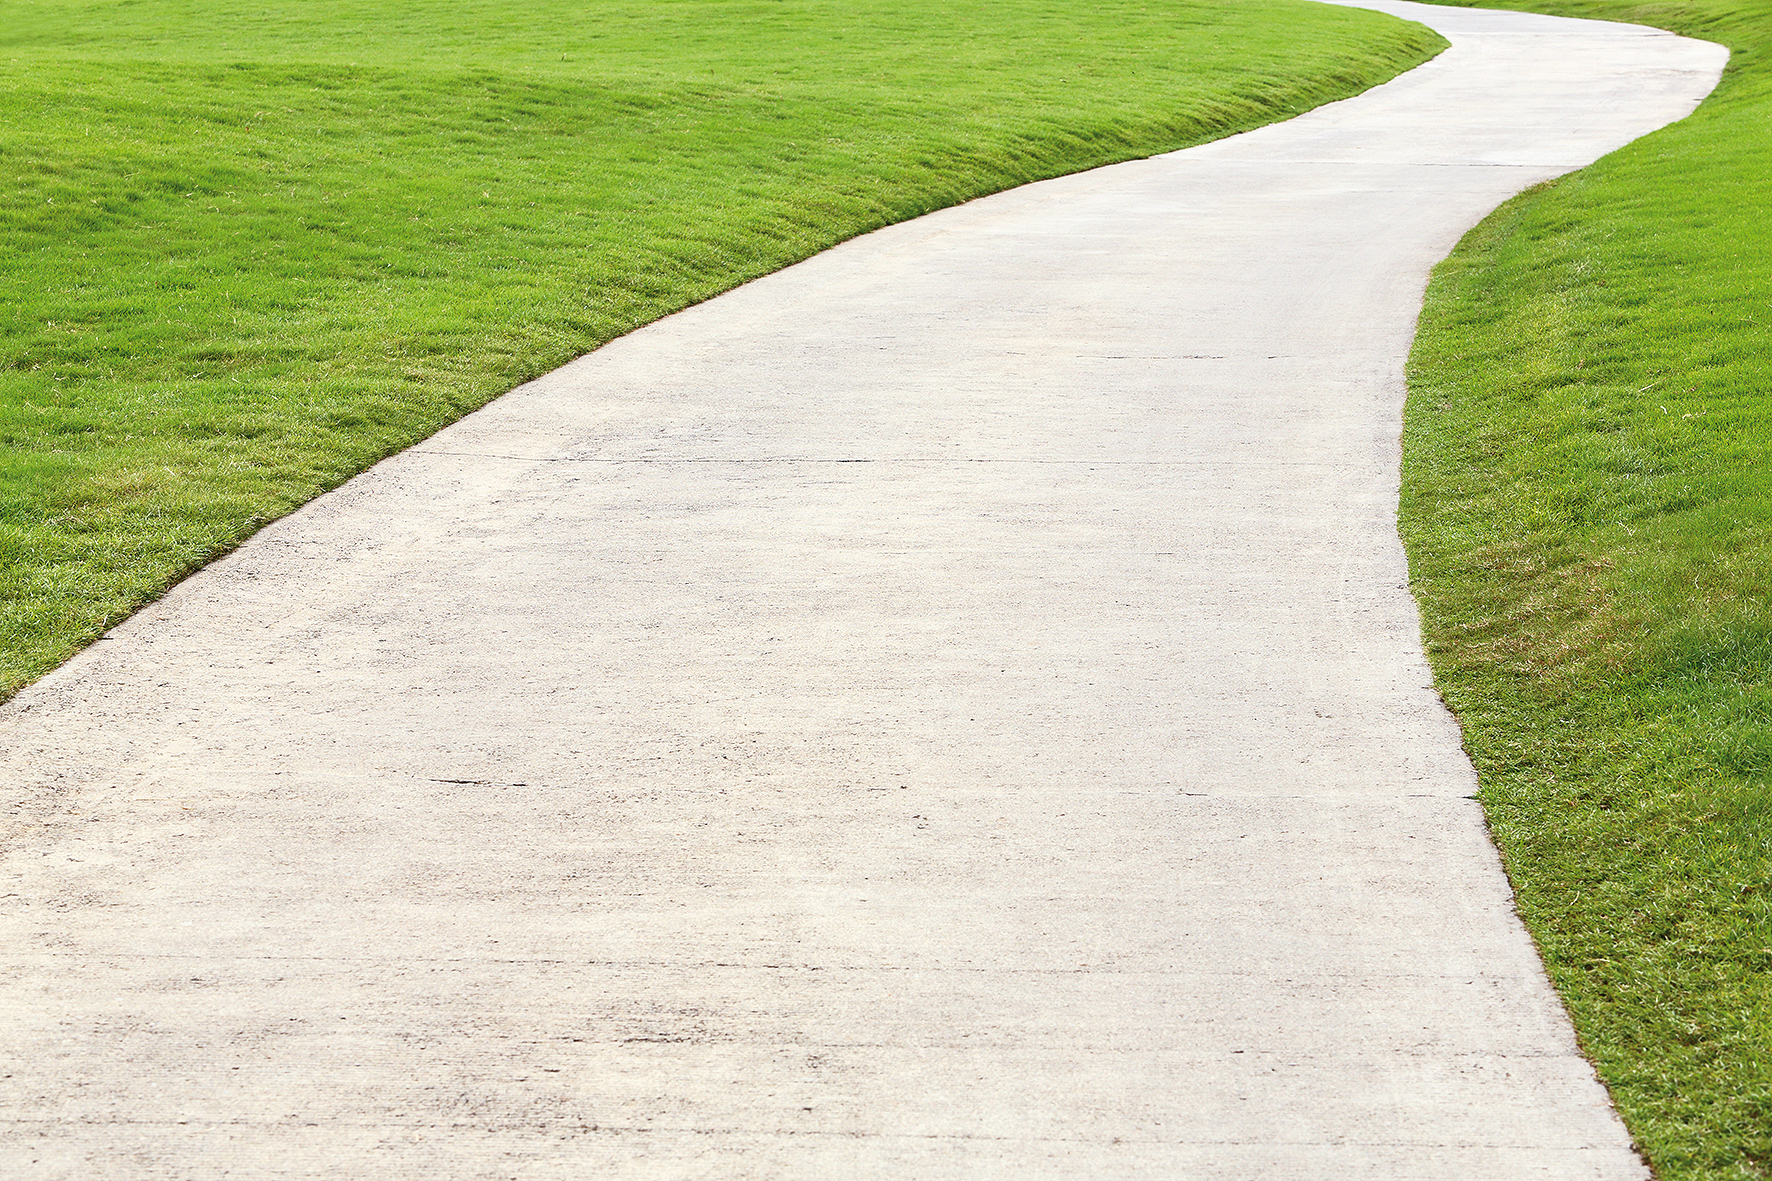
(0, 4, 1726, 1178)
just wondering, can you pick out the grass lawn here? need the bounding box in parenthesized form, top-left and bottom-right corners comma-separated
(0, 0, 1441, 699)
(1404, 1, 1772, 1176)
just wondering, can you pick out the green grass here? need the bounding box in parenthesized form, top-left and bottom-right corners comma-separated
(0, 0, 1442, 698)
(1403, 1, 1772, 1176)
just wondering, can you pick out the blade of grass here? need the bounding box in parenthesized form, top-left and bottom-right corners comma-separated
(0, 0, 1443, 698)
(1404, 2, 1772, 1176)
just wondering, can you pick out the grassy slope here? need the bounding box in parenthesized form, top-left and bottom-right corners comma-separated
(1403, 1, 1772, 1177)
(0, 0, 1442, 699)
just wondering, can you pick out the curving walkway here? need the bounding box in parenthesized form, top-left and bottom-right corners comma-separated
(0, 4, 1725, 1177)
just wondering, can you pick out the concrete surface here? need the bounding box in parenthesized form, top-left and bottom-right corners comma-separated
(0, 3, 1727, 1177)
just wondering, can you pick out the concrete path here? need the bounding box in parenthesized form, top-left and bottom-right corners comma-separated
(0, 4, 1725, 1177)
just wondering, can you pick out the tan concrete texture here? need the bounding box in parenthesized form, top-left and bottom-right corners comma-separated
(0, 3, 1727, 1177)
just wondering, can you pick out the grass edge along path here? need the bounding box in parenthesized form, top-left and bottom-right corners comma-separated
(0, 0, 1444, 702)
(1403, 1, 1772, 1177)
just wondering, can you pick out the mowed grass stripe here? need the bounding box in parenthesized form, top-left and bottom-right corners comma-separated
(1405, 1, 1771, 1177)
(0, 0, 1443, 699)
